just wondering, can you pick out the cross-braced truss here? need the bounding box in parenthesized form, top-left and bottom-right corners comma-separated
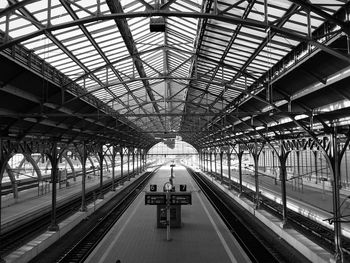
(0, 0, 349, 149)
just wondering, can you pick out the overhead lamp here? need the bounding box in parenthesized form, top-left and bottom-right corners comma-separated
(150, 16, 166, 32)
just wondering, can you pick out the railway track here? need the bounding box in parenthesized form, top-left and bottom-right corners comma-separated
(1, 168, 97, 196)
(209, 171, 350, 262)
(30, 168, 159, 263)
(188, 168, 310, 263)
(0, 170, 139, 256)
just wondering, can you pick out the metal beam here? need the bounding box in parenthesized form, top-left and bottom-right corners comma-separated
(198, 0, 256, 108)
(287, 0, 350, 35)
(106, 0, 165, 130)
(60, 0, 155, 132)
(0, 12, 317, 46)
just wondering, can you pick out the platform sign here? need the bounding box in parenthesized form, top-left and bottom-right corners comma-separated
(179, 184, 187, 192)
(145, 193, 166, 205)
(170, 193, 192, 205)
(150, 184, 157, 192)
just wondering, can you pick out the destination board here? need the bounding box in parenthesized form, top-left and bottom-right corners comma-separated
(170, 193, 192, 205)
(145, 193, 166, 205)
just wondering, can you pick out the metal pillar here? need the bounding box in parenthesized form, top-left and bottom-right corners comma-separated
(202, 152, 205, 172)
(220, 151, 223, 183)
(98, 145, 104, 199)
(253, 152, 260, 209)
(210, 151, 212, 173)
(227, 152, 231, 189)
(111, 146, 116, 191)
(198, 151, 201, 169)
(295, 151, 300, 191)
(0, 139, 10, 263)
(201, 151, 204, 170)
(202, 152, 205, 171)
(48, 142, 59, 231)
(142, 153, 145, 171)
(263, 150, 266, 172)
(279, 145, 289, 227)
(127, 149, 130, 180)
(80, 141, 87, 211)
(145, 153, 147, 169)
(214, 152, 217, 175)
(120, 151, 124, 181)
(238, 151, 243, 195)
(206, 152, 209, 172)
(314, 151, 318, 184)
(132, 150, 135, 176)
(272, 150, 277, 184)
(329, 127, 343, 262)
(136, 150, 139, 174)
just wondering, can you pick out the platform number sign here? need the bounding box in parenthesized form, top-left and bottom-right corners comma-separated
(180, 184, 187, 192)
(150, 184, 157, 192)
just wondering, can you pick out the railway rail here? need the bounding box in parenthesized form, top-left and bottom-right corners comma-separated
(29, 167, 159, 263)
(187, 168, 310, 263)
(208, 170, 350, 262)
(2, 167, 105, 196)
(0, 169, 142, 256)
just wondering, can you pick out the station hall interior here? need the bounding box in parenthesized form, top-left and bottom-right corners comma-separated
(1, 0, 350, 262)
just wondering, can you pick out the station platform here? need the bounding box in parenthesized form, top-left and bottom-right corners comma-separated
(2, 162, 345, 263)
(85, 165, 250, 263)
(1, 169, 118, 233)
(2, 168, 146, 263)
(215, 166, 350, 237)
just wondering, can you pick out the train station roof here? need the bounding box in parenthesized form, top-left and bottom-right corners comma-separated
(0, 0, 349, 150)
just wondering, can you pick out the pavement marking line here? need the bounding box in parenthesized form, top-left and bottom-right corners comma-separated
(91, 195, 144, 263)
(188, 178, 238, 263)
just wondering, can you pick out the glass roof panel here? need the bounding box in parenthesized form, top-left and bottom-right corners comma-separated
(0, 0, 345, 140)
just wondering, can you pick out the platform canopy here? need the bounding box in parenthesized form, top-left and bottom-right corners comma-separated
(0, 0, 349, 150)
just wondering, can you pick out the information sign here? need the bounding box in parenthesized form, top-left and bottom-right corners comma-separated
(179, 184, 187, 192)
(170, 193, 192, 205)
(145, 193, 166, 205)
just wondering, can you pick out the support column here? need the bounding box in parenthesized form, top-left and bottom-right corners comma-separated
(0, 139, 10, 263)
(272, 150, 277, 184)
(111, 146, 116, 191)
(253, 151, 260, 209)
(132, 149, 135, 177)
(13, 177, 18, 200)
(202, 152, 204, 171)
(238, 150, 243, 195)
(263, 150, 266, 172)
(206, 152, 209, 172)
(220, 151, 223, 183)
(48, 142, 60, 231)
(203, 152, 206, 171)
(120, 150, 124, 182)
(214, 152, 217, 175)
(296, 151, 301, 192)
(227, 152, 231, 189)
(314, 151, 318, 184)
(329, 127, 343, 262)
(201, 151, 204, 170)
(210, 151, 212, 173)
(198, 151, 201, 169)
(127, 149, 130, 180)
(136, 150, 139, 174)
(79, 141, 88, 211)
(279, 144, 289, 227)
(98, 145, 104, 199)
